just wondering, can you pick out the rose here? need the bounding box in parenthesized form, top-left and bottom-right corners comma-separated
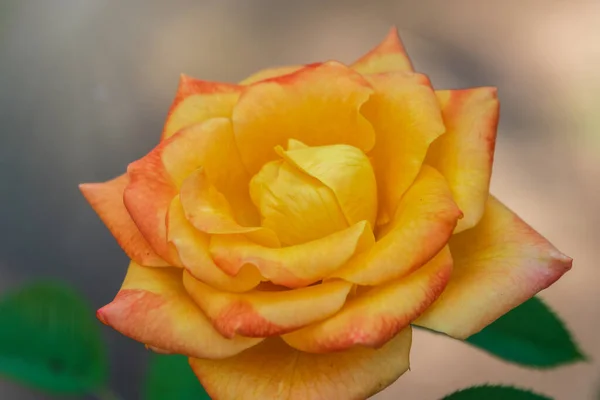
(80, 27, 571, 400)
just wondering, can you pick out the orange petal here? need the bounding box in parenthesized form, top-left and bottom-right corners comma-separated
(97, 261, 262, 359)
(277, 141, 378, 227)
(161, 75, 241, 141)
(283, 247, 451, 353)
(210, 221, 375, 288)
(363, 71, 445, 225)
(183, 272, 353, 338)
(351, 27, 413, 75)
(190, 327, 411, 400)
(426, 88, 499, 233)
(232, 61, 375, 175)
(415, 196, 572, 339)
(167, 196, 262, 292)
(180, 168, 280, 247)
(80, 174, 168, 267)
(332, 166, 461, 285)
(239, 65, 306, 85)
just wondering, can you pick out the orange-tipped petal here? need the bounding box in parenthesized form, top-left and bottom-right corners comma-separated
(79, 174, 168, 267)
(232, 61, 375, 175)
(161, 75, 241, 141)
(351, 27, 414, 75)
(190, 327, 412, 400)
(167, 196, 262, 292)
(426, 88, 499, 233)
(97, 261, 262, 359)
(415, 196, 572, 339)
(332, 166, 461, 285)
(362, 72, 446, 225)
(283, 247, 451, 353)
(180, 168, 280, 248)
(277, 141, 378, 227)
(239, 65, 305, 85)
(249, 158, 348, 246)
(210, 221, 375, 288)
(183, 272, 353, 338)
(162, 118, 259, 227)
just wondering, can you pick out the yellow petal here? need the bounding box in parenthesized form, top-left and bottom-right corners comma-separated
(239, 65, 306, 85)
(283, 247, 451, 353)
(167, 196, 262, 292)
(180, 168, 280, 248)
(415, 196, 572, 339)
(183, 272, 353, 338)
(332, 166, 461, 285)
(362, 72, 446, 225)
(210, 221, 375, 288)
(278, 142, 378, 227)
(79, 174, 168, 267)
(190, 327, 412, 400)
(351, 27, 413, 75)
(426, 88, 500, 233)
(161, 75, 241, 141)
(249, 158, 348, 245)
(97, 261, 262, 359)
(232, 61, 375, 175)
(162, 117, 258, 227)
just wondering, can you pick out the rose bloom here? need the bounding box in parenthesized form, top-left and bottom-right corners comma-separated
(81, 28, 572, 399)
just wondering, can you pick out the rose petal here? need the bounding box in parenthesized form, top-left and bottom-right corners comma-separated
(183, 271, 353, 338)
(350, 27, 414, 75)
(79, 174, 168, 267)
(239, 65, 306, 85)
(232, 61, 375, 175)
(161, 74, 241, 141)
(277, 141, 378, 228)
(167, 196, 262, 292)
(283, 247, 451, 353)
(362, 72, 446, 225)
(97, 261, 262, 359)
(415, 196, 572, 339)
(426, 88, 499, 233)
(210, 221, 375, 288)
(332, 166, 461, 285)
(190, 327, 412, 400)
(180, 168, 280, 247)
(249, 158, 348, 246)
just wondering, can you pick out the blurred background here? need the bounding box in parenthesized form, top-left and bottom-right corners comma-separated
(0, 0, 598, 399)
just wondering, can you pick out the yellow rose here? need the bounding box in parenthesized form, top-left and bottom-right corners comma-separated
(81, 28, 572, 400)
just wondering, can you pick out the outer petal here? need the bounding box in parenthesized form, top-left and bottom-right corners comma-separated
(167, 196, 262, 292)
(239, 65, 306, 85)
(426, 88, 499, 233)
(283, 247, 451, 353)
(332, 166, 461, 285)
(180, 168, 280, 247)
(183, 272, 353, 338)
(79, 174, 168, 267)
(190, 327, 412, 400)
(351, 27, 413, 75)
(210, 221, 375, 288)
(362, 72, 446, 225)
(232, 61, 375, 175)
(161, 75, 241, 141)
(96, 261, 262, 359)
(277, 141, 378, 227)
(415, 196, 572, 339)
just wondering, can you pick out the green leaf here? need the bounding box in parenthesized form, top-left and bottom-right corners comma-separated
(0, 281, 108, 394)
(144, 354, 211, 400)
(441, 385, 552, 400)
(465, 296, 585, 368)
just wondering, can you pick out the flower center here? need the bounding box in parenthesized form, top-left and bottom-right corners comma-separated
(249, 140, 377, 246)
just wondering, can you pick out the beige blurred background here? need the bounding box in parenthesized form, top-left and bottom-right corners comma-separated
(0, 0, 598, 399)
